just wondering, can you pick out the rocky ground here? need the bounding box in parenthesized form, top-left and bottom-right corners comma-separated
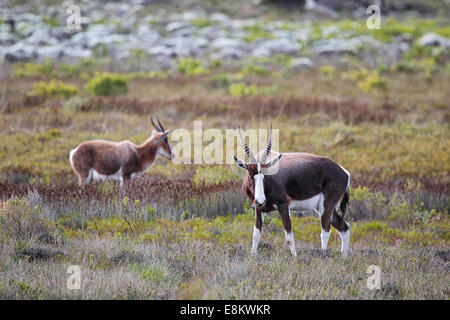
(1, 0, 449, 72)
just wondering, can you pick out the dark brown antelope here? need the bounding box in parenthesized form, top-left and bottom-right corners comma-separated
(233, 125, 351, 257)
(70, 118, 174, 187)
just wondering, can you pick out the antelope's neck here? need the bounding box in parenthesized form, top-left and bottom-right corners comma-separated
(136, 137, 159, 171)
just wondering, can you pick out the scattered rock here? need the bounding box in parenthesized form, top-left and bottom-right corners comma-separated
(0, 4, 442, 67)
(305, 0, 340, 18)
(417, 33, 450, 48)
(0, 32, 19, 46)
(312, 38, 359, 55)
(37, 44, 64, 60)
(210, 13, 231, 26)
(166, 21, 191, 33)
(4, 43, 38, 62)
(212, 48, 244, 60)
(257, 38, 301, 56)
(291, 57, 314, 70)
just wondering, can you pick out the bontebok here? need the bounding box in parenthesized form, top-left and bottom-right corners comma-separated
(70, 118, 174, 187)
(233, 124, 351, 257)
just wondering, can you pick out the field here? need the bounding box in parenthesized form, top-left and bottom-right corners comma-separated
(0, 1, 449, 300)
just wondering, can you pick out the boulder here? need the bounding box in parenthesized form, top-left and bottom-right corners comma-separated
(291, 57, 314, 70)
(417, 33, 450, 48)
(4, 42, 38, 62)
(256, 38, 301, 56)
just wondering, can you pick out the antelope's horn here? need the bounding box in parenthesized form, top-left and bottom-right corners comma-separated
(157, 118, 165, 132)
(151, 117, 161, 132)
(238, 125, 257, 164)
(260, 123, 272, 164)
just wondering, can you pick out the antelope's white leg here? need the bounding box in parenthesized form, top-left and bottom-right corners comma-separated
(285, 230, 297, 256)
(338, 225, 350, 258)
(321, 228, 331, 250)
(251, 226, 261, 255)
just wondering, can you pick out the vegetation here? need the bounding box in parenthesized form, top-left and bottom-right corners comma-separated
(30, 80, 79, 99)
(85, 73, 129, 96)
(0, 11, 449, 300)
(177, 58, 208, 76)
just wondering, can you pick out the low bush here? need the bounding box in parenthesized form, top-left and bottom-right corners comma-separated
(30, 80, 78, 99)
(13, 60, 55, 77)
(241, 64, 269, 77)
(320, 65, 335, 78)
(0, 197, 55, 243)
(177, 58, 208, 76)
(85, 73, 128, 96)
(229, 83, 259, 96)
(357, 71, 388, 94)
(242, 24, 275, 42)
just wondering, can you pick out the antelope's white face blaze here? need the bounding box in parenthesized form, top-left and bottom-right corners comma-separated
(254, 162, 266, 207)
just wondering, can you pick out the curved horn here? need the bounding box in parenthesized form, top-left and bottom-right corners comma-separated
(238, 125, 257, 164)
(260, 123, 272, 164)
(157, 118, 165, 132)
(151, 117, 161, 132)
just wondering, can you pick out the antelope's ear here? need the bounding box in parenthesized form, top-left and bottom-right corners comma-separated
(158, 129, 171, 142)
(233, 155, 248, 170)
(266, 153, 282, 168)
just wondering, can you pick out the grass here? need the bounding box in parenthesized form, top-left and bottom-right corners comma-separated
(0, 219, 448, 299)
(0, 166, 447, 299)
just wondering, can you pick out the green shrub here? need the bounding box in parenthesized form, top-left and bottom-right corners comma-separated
(320, 65, 335, 78)
(209, 74, 232, 89)
(434, 26, 450, 38)
(85, 73, 128, 96)
(393, 61, 416, 73)
(209, 59, 222, 69)
(177, 58, 208, 76)
(133, 264, 174, 284)
(341, 68, 370, 81)
(31, 80, 78, 99)
(242, 25, 275, 42)
(124, 71, 167, 80)
(42, 16, 59, 27)
(34, 129, 62, 141)
(229, 83, 259, 96)
(357, 71, 388, 94)
(241, 64, 269, 77)
(229, 82, 277, 96)
(192, 18, 211, 28)
(58, 64, 82, 77)
(13, 60, 55, 77)
(63, 96, 89, 112)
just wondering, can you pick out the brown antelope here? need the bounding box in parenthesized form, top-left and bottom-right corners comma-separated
(233, 125, 351, 257)
(70, 118, 174, 187)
